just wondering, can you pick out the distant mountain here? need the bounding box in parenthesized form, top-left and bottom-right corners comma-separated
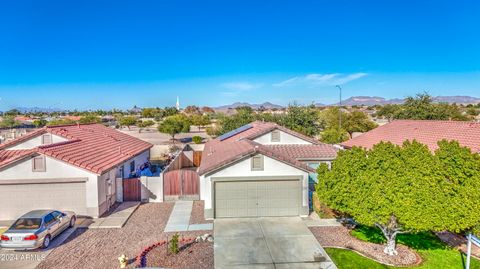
(333, 95, 480, 106)
(215, 102, 284, 110)
(13, 107, 65, 113)
(432, 96, 480, 104)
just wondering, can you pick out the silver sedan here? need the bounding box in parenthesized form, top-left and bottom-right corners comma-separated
(0, 210, 76, 250)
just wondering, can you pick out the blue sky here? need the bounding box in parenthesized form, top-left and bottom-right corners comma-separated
(0, 0, 479, 110)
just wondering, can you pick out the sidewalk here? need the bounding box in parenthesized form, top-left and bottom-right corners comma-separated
(81, 202, 140, 229)
(164, 201, 213, 232)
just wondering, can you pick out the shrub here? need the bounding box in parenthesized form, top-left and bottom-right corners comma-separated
(169, 233, 179, 254)
(192, 136, 203, 144)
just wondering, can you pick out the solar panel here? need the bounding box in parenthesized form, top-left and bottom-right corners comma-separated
(218, 124, 253, 141)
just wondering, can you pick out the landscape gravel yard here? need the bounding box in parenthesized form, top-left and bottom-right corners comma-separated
(310, 226, 420, 266)
(37, 202, 212, 269)
(145, 241, 213, 269)
(190, 200, 213, 225)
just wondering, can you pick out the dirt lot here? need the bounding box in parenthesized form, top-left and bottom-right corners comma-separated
(37, 203, 210, 269)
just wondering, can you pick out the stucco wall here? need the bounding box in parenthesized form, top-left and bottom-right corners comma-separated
(7, 134, 68, 150)
(116, 150, 150, 178)
(0, 154, 100, 215)
(253, 130, 312, 145)
(200, 154, 309, 214)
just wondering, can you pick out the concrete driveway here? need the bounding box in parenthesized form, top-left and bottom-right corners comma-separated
(214, 217, 337, 269)
(0, 218, 84, 269)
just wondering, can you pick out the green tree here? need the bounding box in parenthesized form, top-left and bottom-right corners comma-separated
(0, 116, 21, 128)
(279, 104, 322, 137)
(158, 114, 191, 142)
(190, 114, 211, 131)
(79, 114, 101, 124)
(320, 128, 349, 144)
(137, 120, 155, 133)
(46, 118, 76, 126)
(376, 104, 401, 121)
(141, 108, 160, 118)
(317, 140, 480, 255)
(343, 111, 377, 136)
(393, 93, 467, 121)
(162, 107, 179, 117)
(118, 116, 137, 130)
(33, 119, 48, 128)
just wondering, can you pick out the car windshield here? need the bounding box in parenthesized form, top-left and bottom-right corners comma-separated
(11, 218, 42, 230)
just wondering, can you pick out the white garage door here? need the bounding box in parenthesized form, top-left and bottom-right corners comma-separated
(214, 180, 300, 218)
(0, 182, 87, 220)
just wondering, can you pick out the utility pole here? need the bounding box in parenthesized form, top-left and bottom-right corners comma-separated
(336, 85, 342, 132)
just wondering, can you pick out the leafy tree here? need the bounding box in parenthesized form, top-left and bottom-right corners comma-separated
(320, 128, 349, 144)
(343, 111, 377, 136)
(4, 109, 20, 116)
(466, 107, 479, 116)
(158, 114, 191, 142)
(163, 107, 179, 117)
(184, 105, 201, 115)
(0, 116, 21, 128)
(376, 104, 401, 121)
(216, 109, 255, 135)
(118, 116, 137, 130)
(33, 119, 48, 128)
(190, 114, 211, 131)
(137, 120, 155, 133)
(317, 140, 480, 255)
(279, 104, 322, 137)
(192, 135, 203, 144)
(141, 108, 161, 118)
(46, 118, 76, 126)
(79, 114, 101, 124)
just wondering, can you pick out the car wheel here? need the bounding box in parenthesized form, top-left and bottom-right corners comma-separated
(69, 217, 76, 228)
(41, 235, 51, 249)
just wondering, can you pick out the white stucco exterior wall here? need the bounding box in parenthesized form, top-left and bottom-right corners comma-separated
(0, 154, 100, 210)
(116, 150, 150, 178)
(7, 134, 68, 150)
(200, 154, 309, 213)
(253, 130, 312, 145)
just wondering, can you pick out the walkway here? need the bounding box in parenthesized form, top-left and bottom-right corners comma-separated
(164, 201, 213, 232)
(214, 217, 337, 269)
(82, 202, 140, 229)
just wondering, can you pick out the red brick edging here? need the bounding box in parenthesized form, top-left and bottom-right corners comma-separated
(135, 237, 196, 268)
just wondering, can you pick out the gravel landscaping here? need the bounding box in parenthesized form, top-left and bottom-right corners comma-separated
(310, 226, 420, 266)
(37, 202, 210, 269)
(145, 241, 213, 269)
(189, 200, 213, 225)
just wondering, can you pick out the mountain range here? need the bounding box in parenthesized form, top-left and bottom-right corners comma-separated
(216, 96, 480, 110)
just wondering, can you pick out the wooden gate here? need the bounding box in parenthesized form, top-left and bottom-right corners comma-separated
(193, 151, 202, 167)
(163, 169, 199, 200)
(123, 178, 141, 201)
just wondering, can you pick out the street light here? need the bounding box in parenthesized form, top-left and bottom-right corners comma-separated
(336, 85, 342, 132)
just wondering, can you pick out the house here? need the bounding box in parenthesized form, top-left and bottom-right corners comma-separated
(198, 121, 338, 219)
(0, 123, 152, 220)
(342, 119, 480, 152)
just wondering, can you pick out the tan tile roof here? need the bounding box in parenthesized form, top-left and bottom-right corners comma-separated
(0, 124, 153, 174)
(342, 120, 480, 152)
(198, 121, 337, 175)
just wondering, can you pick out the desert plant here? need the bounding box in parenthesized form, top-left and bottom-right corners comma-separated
(192, 136, 203, 144)
(169, 233, 180, 254)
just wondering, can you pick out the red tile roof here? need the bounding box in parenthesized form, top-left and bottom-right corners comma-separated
(342, 120, 480, 153)
(198, 121, 337, 175)
(0, 149, 36, 169)
(0, 124, 152, 174)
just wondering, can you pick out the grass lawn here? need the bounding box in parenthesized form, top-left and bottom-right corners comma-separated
(325, 226, 480, 269)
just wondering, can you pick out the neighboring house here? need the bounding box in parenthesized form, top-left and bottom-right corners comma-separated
(0, 123, 152, 220)
(342, 120, 480, 153)
(198, 121, 338, 219)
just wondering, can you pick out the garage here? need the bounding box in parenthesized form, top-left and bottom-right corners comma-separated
(0, 179, 87, 220)
(214, 179, 301, 218)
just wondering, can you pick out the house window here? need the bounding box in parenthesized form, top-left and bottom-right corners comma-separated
(32, 156, 46, 172)
(41, 134, 52, 145)
(251, 155, 264, 171)
(271, 130, 280, 142)
(130, 161, 135, 173)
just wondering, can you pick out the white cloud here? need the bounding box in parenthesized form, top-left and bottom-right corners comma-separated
(273, 73, 367, 87)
